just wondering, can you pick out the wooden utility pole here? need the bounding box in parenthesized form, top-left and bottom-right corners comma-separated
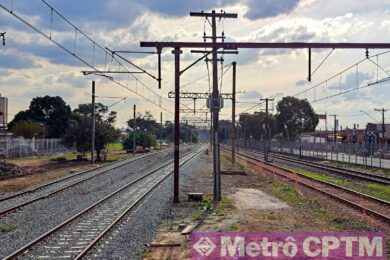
(260, 98, 274, 162)
(91, 81, 96, 165)
(231, 62, 236, 164)
(189, 11, 237, 202)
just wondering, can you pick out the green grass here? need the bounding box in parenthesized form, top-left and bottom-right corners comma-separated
(271, 182, 371, 231)
(326, 161, 390, 177)
(142, 251, 151, 258)
(287, 166, 390, 202)
(104, 153, 132, 163)
(0, 224, 17, 233)
(107, 143, 124, 151)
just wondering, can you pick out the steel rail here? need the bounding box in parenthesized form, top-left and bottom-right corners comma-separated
(240, 147, 390, 185)
(75, 146, 205, 259)
(0, 150, 167, 217)
(221, 147, 390, 223)
(0, 151, 163, 203)
(271, 153, 390, 185)
(4, 146, 204, 260)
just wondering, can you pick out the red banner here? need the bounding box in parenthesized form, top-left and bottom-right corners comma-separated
(318, 114, 327, 120)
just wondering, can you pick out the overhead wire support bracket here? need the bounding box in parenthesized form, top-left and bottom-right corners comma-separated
(180, 53, 210, 76)
(105, 47, 159, 81)
(81, 70, 145, 75)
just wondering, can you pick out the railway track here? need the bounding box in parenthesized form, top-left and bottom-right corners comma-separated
(239, 147, 390, 185)
(0, 149, 169, 217)
(221, 147, 390, 223)
(4, 146, 205, 259)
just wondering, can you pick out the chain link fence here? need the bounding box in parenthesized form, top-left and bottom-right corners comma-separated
(0, 137, 70, 158)
(224, 139, 390, 169)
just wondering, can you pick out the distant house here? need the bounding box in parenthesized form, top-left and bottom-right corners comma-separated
(366, 123, 390, 144)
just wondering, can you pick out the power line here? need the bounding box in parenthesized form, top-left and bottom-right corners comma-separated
(294, 50, 390, 98)
(312, 76, 390, 103)
(0, 2, 173, 113)
(293, 50, 390, 103)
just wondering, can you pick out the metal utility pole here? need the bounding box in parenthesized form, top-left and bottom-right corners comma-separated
(91, 81, 96, 165)
(133, 105, 136, 156)
(0, 32, 5, 46)
(210, 111, 213, 149)
(160, 112, 163, 150)
(330, 114, 338, 143)
(186, 120, 189, 143)
(231, 62, 236, 164)
(173, 47, 182, 203)
(375, 108, 387, 145)
(261, 98, 274, 162)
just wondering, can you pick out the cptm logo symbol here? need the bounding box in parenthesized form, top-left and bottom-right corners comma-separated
(194, 237, 216, 256)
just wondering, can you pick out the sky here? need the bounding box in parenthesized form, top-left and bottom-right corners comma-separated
(1, 0, 390, 130)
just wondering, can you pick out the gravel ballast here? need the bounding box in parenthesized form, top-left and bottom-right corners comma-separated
(0, 147, 196, 258)
(85, 147, 206, 259)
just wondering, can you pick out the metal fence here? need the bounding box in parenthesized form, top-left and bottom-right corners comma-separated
(224, 139, 390, 169)
(0, 137, 70, 158)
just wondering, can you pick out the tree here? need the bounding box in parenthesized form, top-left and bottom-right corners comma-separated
(73, 103, 117, 124)
(10, 120, 44, 139)
(9, 96, 71, 138)
(123, 131, 157, 151)
(275, 96, 319, 140)
(238, 112, 276, 142)
(63, 103, 120, 161)
(127, 111, 159, 134)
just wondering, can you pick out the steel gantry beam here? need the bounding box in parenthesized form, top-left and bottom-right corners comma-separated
(141, 42, 390, 49)
(180, 108, 209, 113)
(168, 92, 233, 99)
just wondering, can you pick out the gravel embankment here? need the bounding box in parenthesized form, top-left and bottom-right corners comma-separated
(0, 151, 167, 211)
(0, 147, 196, 258)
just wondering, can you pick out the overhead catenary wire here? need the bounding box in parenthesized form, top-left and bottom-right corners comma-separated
(293, 50, 390, 103)
(0, 2, 173, 113)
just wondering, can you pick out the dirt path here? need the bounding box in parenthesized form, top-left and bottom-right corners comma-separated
(144, 151, 389, 260)
(0, 150, 132, 192)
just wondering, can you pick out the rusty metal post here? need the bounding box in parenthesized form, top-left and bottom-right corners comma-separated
(133, 104, 136, 156)
(157, 47, 162, 89)
(91, 81, 95, 165)
(186, 120, 189, 143)
(308, 48, 311, 82)
(210, 111, 213, 150)
(160, 112, 163, 149)
(210, 10, 221, 202)
(173, 47, 182, 203)
(232, 62, 236, 164)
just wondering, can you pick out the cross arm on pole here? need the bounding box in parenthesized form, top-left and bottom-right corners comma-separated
(189, 11, 238, 19)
